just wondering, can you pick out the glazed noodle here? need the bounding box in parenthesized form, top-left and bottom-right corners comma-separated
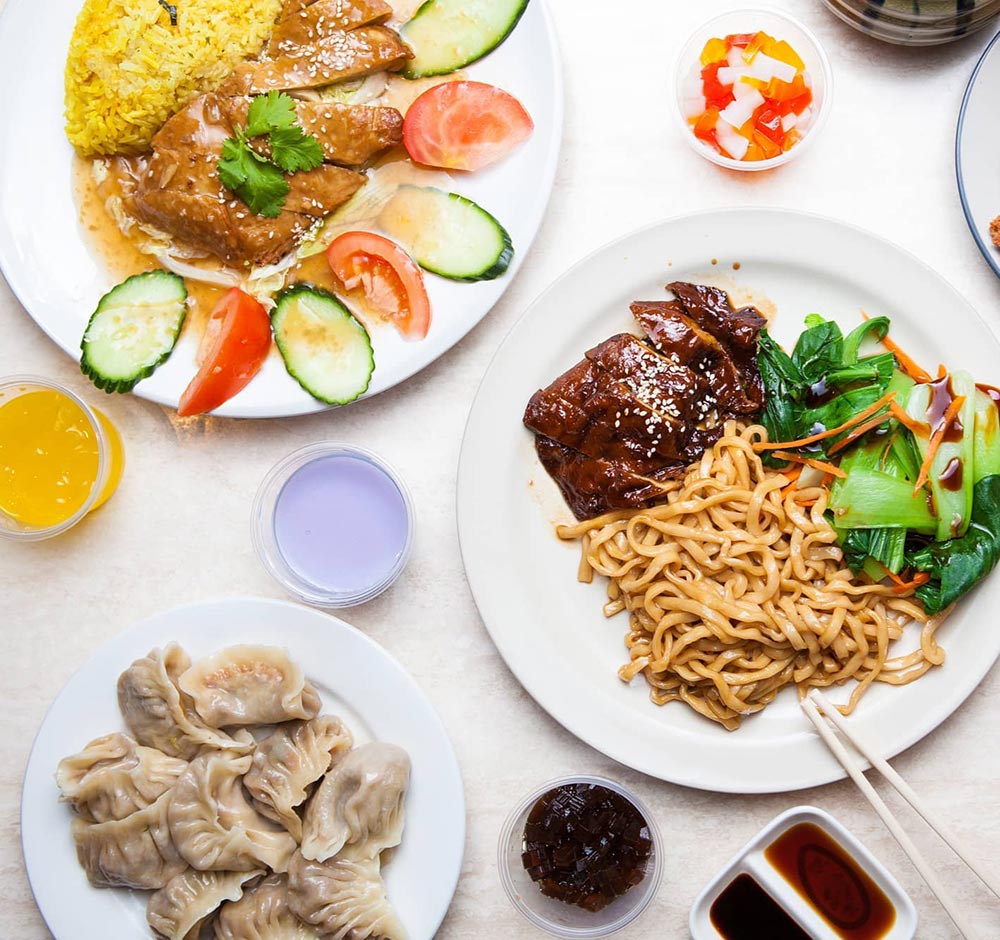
(557, 422, 953, 731)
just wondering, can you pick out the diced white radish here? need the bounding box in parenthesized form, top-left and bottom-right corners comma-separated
(682, 95, 706, 119)
(726, 46, 744, 67)
(781, 112, 798, 131)
(747, 52, 797, 84)
(719, 89, 764, 128)
(732, 78, 759, 100)
(716, 66, 748, 85)
(716, 122, 749, 160)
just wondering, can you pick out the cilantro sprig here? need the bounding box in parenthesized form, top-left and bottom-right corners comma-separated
(217, 92, 325, 219)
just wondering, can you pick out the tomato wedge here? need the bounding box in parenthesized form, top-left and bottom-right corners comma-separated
(177, 287, 272, 417)
(326, 232, 431, 341)
(403, 80, 534, 172)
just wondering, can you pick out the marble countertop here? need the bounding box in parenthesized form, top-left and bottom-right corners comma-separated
(3, 0, 1000, 936)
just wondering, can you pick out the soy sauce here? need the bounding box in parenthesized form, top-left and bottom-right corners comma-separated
(765, 823, 896, 940)
(709, 873, 811, 940)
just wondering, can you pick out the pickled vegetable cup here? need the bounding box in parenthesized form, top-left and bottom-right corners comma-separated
(0, 376, 124, 541)
(674, 9, 832, 171)
(498, 775, 663, 938)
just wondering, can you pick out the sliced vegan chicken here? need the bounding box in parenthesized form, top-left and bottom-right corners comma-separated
(524, 335, 717, 471)
(630, 300, 762, 413)
(667, 281, 765, 353)
(129, 94, 366, 265)
(523, 281, 767, 520)
(133, 166, 365, 265)
(269, 0, 393, 54)
(217, 97, 402, 167)
(223, 26, 412, 94)
(535, 439, 682, 523)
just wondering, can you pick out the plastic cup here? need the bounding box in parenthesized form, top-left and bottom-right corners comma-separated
(0, 375, 124, 542)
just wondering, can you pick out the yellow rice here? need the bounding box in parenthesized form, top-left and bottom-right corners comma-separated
(65, 0, 283, 156)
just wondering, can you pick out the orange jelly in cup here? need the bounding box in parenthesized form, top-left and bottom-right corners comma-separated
(0, 376, 124, 539)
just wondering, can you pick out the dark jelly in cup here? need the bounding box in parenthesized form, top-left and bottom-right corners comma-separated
(253, 443, 413, 607)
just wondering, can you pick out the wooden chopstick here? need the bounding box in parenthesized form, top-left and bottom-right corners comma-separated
(800, 692, 980, 940)
(808, 689, 1000, 902)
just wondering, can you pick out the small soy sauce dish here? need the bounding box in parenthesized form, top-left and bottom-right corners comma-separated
(498, 775, 663, 938)
(689, 806, 917, 940)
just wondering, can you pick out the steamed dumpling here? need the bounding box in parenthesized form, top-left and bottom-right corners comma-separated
(215, 873, 322, 940)
(287, 850, 406, 940)
(244, 716, 353, 841)
(117, 644, 254, 759)
(72, 789, 187, 889)
(147, 868, 263, 940)
(168, 750, 298, 873)
(300, 743, 409, 863)
(178, 646, 321, 727)
(56, 732, 187, 822)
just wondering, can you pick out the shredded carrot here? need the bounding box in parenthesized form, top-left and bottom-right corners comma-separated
(794, 497, 818, 507)
(881, 564, 932, 595)
(780, 465, 803, 495)
(888, 400, 926, 438)
(771, 450, 846, 478)
(754, 391, 897, 452)
(862, 310, 932, 383)
(821, 472, 837, 487)
(912, 395, 966, 494)
(937, 364, 947, 380)
(827, 411, 893, 456)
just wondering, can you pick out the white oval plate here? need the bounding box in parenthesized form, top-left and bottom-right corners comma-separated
(0, 0, 562, 417)
(457, 208, 1000, 794)
(957, 27, 1000, 278)
(21, 597, 465, 940)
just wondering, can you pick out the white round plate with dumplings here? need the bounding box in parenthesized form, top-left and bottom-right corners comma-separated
(0, 0, 561, 417)
(21, 596, 465, 940)
(457, 207, 1000, 793)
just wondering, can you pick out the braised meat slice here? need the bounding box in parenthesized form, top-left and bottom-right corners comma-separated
(630, 300, 761, 413)
(223, 26, 412, 94)
(667, 281, 765, 352)
(269, 0, 393, 54)
(524, 281, 767, 520)
(535, 439, 683, 524)
(217, 97, 402, 167)
(129, 94, 370, 266)
(524, 337, 715, 472)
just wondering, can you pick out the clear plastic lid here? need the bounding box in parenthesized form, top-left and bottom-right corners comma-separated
(821, 0, 1000, 44)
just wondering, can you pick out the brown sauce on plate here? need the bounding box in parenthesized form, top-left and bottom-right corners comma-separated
(927, 375, 964, 443)
(709, 873, 811, 940)
(939, 456, 964, 491)
(765, 823, 896, 939)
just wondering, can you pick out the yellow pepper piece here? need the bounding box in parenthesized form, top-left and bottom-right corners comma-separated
(742, 31, 774, 63)
(700, 36, 729, 66)
(770, 39, 806, 71)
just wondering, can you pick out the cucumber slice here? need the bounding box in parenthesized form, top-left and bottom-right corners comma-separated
(80, 270, 187, 393)
(378, 186, 513, 281)
(271, 284, 374, 405)
(401, 0, 529, 78)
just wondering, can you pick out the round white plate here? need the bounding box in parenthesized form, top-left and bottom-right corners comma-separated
(21, 596, 465, 939)
(0, 0, 562, 418)
(957, 27, 1000, 278)
(457, 208, 1000, 794)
